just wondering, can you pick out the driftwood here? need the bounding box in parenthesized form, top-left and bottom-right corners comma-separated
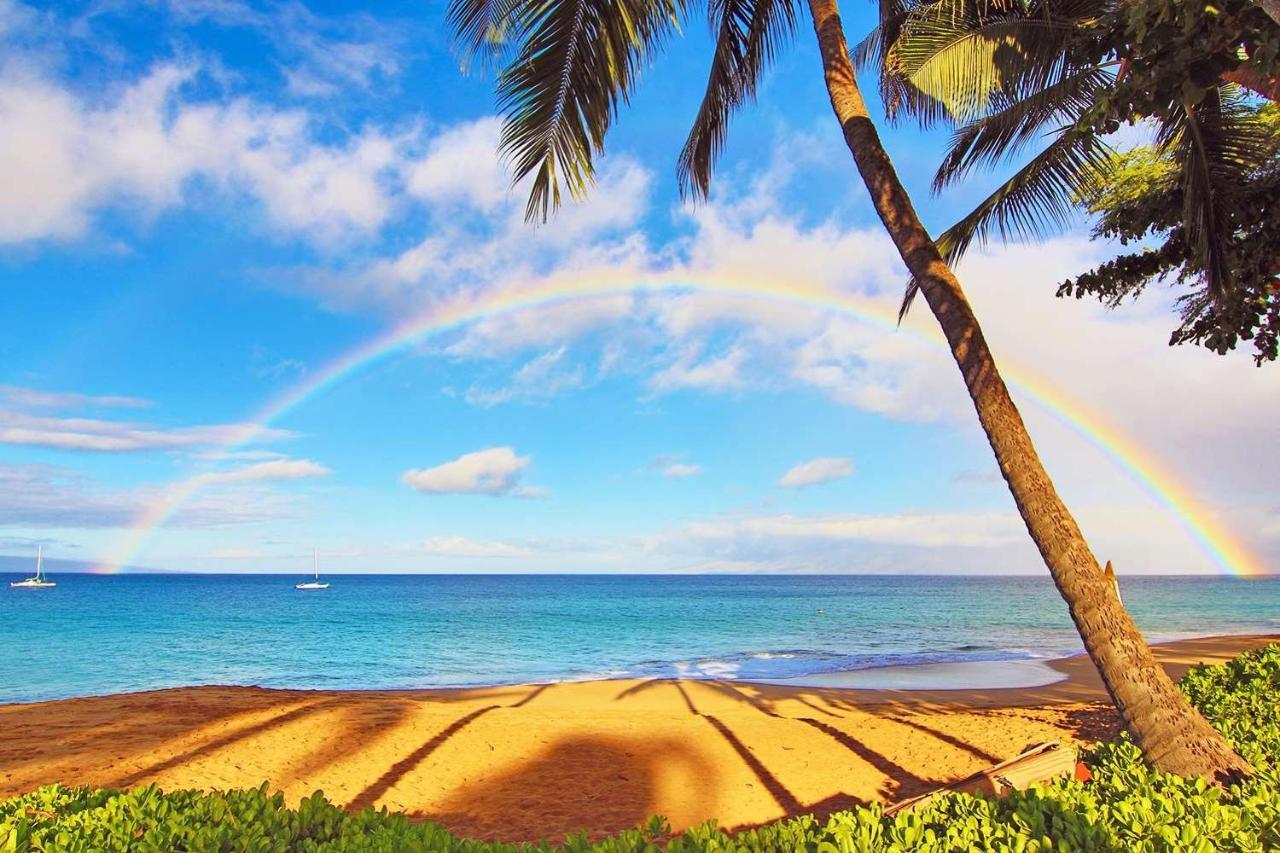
(884, 741, 1083, 816)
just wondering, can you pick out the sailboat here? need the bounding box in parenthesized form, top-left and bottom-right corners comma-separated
(10, 545, 55, 589)
(295, 549, 329, 590)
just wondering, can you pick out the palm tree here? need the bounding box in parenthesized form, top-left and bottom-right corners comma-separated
(447, 0, 1249, 778)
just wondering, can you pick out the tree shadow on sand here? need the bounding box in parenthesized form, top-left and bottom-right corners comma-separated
(422, 733, 716, 843)
(346, 684, 555, 812)
(111, 698, 345, 788)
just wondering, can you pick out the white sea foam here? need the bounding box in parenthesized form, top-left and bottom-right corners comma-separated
(758, 659, 1068, 690)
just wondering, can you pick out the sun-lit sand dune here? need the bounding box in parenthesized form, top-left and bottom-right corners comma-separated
(0, 634, 1272, 842)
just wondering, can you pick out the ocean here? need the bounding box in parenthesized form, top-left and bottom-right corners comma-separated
(2, 573, 1277, 703)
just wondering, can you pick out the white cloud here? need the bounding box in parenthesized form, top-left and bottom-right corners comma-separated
(249, 345, 306, 380)
(465, 345, 586, 406)
(0, 462, 300, 528)
(778, 456, 854, 488)
(0, 408, 292, 452)
(406, 117, 508, 212)
(0, 61, 411, 245)
(118, 0, 409, 98)
(296, 147, 654, 317)
(190, 458, 331, 485)
(401, 446, 541, 497)
(687, 511, 1025, 549)
(417, 536, 532, 558)
(446, 294, 640, 359)
(649, 344, 749, 392)
(0, 0, 38, 37)
(647, 454, 702, 478)
(191, 449, 287, 461)
(210, 547, 265, 559)
(0, 385, 151, 409)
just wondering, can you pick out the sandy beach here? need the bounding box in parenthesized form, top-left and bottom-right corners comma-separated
(1, 634, 1274, 842)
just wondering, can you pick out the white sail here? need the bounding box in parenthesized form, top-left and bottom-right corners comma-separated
(296, 548, 329, 590)
(11, 545, 55, 589)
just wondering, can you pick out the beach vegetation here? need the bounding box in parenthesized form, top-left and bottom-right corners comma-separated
(439, 0, 1251, 776)
(3, 644, 1278, 851)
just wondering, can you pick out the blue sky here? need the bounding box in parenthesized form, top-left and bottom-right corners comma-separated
(1, 0, 1276, 576)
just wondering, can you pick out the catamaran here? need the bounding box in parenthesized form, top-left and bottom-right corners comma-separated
(10, 545, 55, 589)
(295, 549, 329, 590)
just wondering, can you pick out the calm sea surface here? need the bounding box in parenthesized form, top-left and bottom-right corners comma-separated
(2, 574, 1277, 703)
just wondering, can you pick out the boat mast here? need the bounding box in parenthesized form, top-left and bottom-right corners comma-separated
(313, 549, 319, 581)
(36, 545, 42, 581)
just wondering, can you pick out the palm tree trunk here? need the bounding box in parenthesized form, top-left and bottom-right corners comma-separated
(806, 0, 1250, 781)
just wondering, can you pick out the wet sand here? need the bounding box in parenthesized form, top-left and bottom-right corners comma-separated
(1, 633, 1273, 842)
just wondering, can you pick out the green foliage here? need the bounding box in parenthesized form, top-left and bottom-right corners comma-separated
(870, 0, 1280, 361)
(1061, 101, 1280, 364)
(4, 645, 1280, 851)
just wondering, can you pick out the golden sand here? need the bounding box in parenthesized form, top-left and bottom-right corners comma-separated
(1, 634, 1273, 842)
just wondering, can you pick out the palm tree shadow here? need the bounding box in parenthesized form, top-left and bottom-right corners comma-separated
(883, 714, 1002, 764)
(612, 679, 669, 701)
(685, 681, 943, 804)
(0, 687, 324, 794)
(285, 699, 418, 783)
(347, 684, 553, 812)
(1060, 704, 1121, 742)
(672, 682, 802, 814)
(346, 704, 502, 811)
(796, 717, 935, 801)
(701, 681, 782, 717)
(423, 734, 716, 843)
(112, 698, 341, 788)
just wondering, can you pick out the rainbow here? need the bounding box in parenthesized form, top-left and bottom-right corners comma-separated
(93, 268, 1269, 577)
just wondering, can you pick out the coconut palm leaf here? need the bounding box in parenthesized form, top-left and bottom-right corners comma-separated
(942, 128, 1109, 254)
(1157, 85, 1272, 295)
(892, 16, 1086, 125)
(494, 0, 685, 221)
(678, 0, 798, 198)
(449, 0, 532, 70)
(898, 125, 1110, 318)
(932, 64, 1114, 190)
(878, 0, 1106, 126)
(852, 0, 949, 122)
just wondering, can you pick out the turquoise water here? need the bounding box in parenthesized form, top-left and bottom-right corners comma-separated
(2, 574, 1277, 703)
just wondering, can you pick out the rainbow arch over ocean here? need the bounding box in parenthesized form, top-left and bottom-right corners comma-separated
(93, 268, 1269, 578)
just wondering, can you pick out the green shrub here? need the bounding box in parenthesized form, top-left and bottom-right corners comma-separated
(4, 645, 1280, 851)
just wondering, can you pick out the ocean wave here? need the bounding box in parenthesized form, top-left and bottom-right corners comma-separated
(612, 647, 1042, 682)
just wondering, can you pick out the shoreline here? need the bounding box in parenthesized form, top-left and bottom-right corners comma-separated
(2, 628, 1276, 707)
(1, 633, 1274, 841)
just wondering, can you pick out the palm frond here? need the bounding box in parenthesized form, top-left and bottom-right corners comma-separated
(449, 0, 533, 71)
(893, 17, 1082, 124)
(494, 0, 685, 221)
(879, 0, 1106, 126)
(851, 0, 947, 122)
(677, 0, 797, 198)
(932, 65, 1113, 190)
(939, 128, 1111, 260)
(1157, 85, 1272, 296)
(898, 124, 1111, 318)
